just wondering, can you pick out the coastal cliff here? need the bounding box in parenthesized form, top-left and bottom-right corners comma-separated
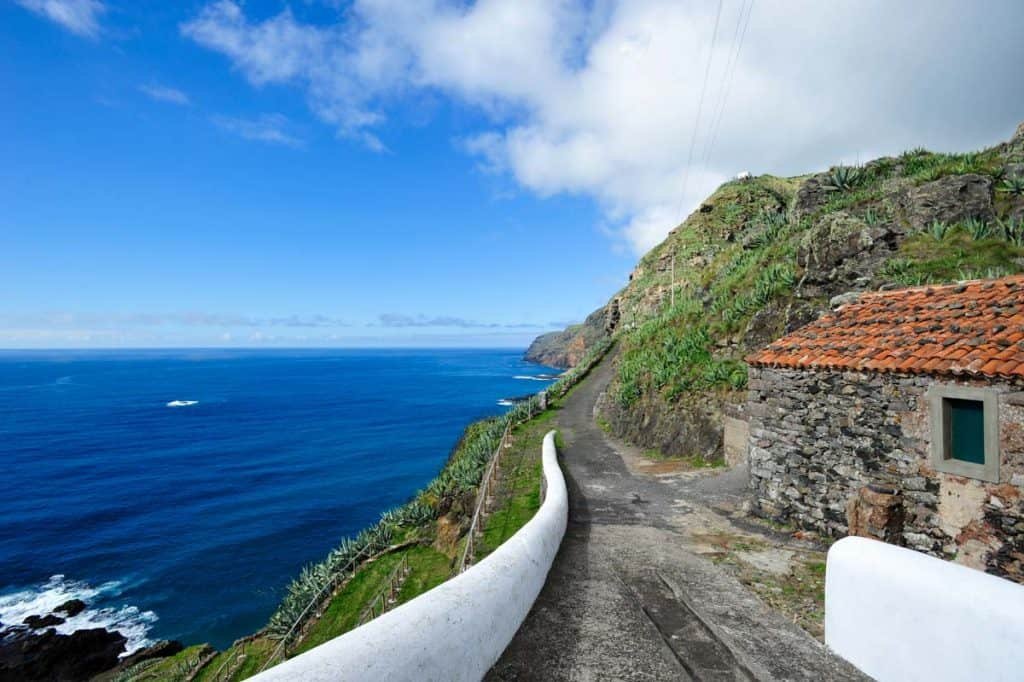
(524, 307, 610, 369)
(528, 121, 1024, 460)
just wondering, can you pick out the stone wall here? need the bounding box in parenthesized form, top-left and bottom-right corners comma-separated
(747, 366, 1024, 582)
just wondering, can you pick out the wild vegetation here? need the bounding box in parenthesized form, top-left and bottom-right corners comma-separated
(537, 124, 1024, 460)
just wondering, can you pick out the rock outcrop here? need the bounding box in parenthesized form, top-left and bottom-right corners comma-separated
(53, 600, 86, 618)
(0, 627, 126, 681)
(115, 639, 184, 672)
(0, 598, 182, 681)
(900, 173, 994, 230)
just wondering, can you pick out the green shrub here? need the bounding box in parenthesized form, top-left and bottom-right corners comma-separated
(999, 176, 1024, 197)
(999, 216, 1024, 246)
(824, 165, 864, 192)
(862, 208, 883, 226)
(963, 217, 992, 241)
(927, 220, 951, 241)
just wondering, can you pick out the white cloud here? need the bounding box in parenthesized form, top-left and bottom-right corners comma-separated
(184, 0, 1024, 253)
(14, 0, 106, 38)
(212, 113, 304, 147)
(139, 84, 191, 105)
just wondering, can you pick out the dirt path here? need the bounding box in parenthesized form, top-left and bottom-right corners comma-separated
(487, 356, 865, 681)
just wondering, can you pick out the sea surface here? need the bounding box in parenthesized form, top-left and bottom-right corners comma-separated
(0, 349, 558, 651)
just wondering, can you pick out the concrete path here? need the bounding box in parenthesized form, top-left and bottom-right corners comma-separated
(487, 357, 866, 681)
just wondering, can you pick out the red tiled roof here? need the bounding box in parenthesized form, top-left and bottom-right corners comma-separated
(746, 275, 1024, 380)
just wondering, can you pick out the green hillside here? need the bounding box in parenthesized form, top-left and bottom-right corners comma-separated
(533, 122, 1024, 460)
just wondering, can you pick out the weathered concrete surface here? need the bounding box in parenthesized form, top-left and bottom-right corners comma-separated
(827, 536, 1024, 682)
(488, 356, 865, 681)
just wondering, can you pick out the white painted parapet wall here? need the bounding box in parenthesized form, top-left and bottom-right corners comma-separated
(252, 430, 568, 682)
(825, 536, 1024, 681)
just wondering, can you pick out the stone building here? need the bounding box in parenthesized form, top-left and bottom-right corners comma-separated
(745, 275, 1024, 582)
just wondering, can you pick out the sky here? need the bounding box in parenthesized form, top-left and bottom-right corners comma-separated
(2, 0, 1023, 348)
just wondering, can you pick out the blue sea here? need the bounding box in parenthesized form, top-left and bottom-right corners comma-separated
(0, 349, 557, 652)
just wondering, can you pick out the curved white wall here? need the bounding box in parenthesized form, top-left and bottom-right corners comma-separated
(252, 430, 567, 682)
(826, 536, 1024, 681)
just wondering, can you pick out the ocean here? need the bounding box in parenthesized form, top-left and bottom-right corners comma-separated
(0, 349, 557, 651)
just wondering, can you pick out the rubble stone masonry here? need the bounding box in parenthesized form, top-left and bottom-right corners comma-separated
(747, 366, 1024, 582)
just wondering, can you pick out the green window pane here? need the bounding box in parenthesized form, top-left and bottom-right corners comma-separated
(949, 398, 985, 464)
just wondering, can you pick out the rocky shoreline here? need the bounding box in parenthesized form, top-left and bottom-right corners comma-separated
(0, 598, 181, 681)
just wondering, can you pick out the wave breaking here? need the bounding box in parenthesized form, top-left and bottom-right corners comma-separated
(0, 575, 156, 656)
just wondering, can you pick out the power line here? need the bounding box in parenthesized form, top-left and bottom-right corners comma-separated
(701, 0, 749, 165)
(674, 0, 724, 223)
(702, 0, 754, 170)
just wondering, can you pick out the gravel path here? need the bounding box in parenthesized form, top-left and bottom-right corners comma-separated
(487, 355, 866, 681)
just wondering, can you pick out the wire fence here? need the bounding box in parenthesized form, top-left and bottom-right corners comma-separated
(253, 544, 375, 675)
(457, 422, 512, 573)
(356, 553, 411, 627)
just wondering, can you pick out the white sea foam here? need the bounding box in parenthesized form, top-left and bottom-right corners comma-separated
(513, 375, 559, 382)
(497, 399, 515, 407)
(166, 400, 198, 408)
(0, 575, 156, 655)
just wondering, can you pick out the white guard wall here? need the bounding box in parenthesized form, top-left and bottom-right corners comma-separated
(252, 430, 568, 682)
(825, 536, 1024, 682)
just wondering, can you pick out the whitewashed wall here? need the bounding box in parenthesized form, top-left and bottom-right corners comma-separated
(825, 536, 1024, 681)
(252, 430, 568, 682)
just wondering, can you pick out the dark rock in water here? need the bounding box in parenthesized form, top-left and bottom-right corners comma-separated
(22, 614, 64, 630)
(0, 626, 126, 681)
(54, 600, 86, 618)
(115, 639, 183, 671)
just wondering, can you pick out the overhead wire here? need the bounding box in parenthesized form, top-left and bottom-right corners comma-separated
(701, 0, 754, 170)
(674, 0, 725, 223)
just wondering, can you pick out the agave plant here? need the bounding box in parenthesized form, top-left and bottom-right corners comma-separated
(999, 176, 1024, 197)
(900, 147, 928, 159)
(927, 220, 950, 241)
(397, 499, 436, 525)
(998, 217, 1024, 246)
(963, 216, 992, 241)
(824, 164, 864, 192)
(880, 257, 913, 281)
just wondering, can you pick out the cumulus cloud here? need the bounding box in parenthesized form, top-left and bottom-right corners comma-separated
(139, 84, 191, 105)
(212, 113, 304, 147)
(184, 0, 1024, 253)
(14, 0, 106, 38)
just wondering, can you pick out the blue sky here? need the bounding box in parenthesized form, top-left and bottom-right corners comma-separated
(3, 1, 1023, 348)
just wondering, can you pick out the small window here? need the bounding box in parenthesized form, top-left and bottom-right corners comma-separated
(928, 385, 999, 482)
(947, 398, 985, 464)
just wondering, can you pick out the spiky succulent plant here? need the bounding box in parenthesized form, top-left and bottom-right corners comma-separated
(824, 164, 864, 192)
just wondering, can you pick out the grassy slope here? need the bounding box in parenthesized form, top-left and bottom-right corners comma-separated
(599, 140, 1024, 460)
(474, 410, 553, 558)
(125, 345, 609, 682)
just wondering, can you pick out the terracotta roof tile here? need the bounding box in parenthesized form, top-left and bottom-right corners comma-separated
(747, 275, 1024, 380)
